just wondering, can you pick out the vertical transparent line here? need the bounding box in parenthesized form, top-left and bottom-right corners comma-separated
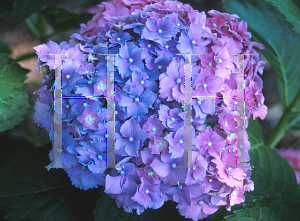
(106, 54, 116, 168)
(183, 54, 193, 169)
(52, 54, 63, 168)
(236, 54, 246, 167)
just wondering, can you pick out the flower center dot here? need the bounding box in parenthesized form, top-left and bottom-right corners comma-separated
(232, 191, 237, 196)
(209, 179, 213, 182)
(190, 119, 193, 123)
(105, 134, 109, 138)
(120, 170, 125, 175)
(178, 184, 182, 189)
(224, 122, 228, 126)
(176, 23, 180, 27)
(207, 142, 212, 146)
(145, 189, 149, 194)
(192, 165, 197, 170)
(147, 44, 151, 48)
(158, 141, 163, 146)
(203, 83, 207, 88)
(176, 78, 181, 83)
(165, 45, 169, 49)
(228, 167, 232, 171)
(129, 58, 133, 63)
(148, 171, 153, 176)
(87, 116, 93, 122)
(179, 139, 183, 144)
(172, 163, 176, 168)
(152, 127, 156, 132)
(129, 137, 134, 141)
(158, 65, 162, 69)
(83, 103, 87, 107)
(234, 101, 237, 105)
(98, 155, 103, 160)
(171, 118, 175, 122)
(208, 62, 212, 67)
(158, 29, 162, 34)
(135, 97, 139, 102)
(140, 80, 144, 84)
(199, 200, 203, 205)
(218, 59, 222, 63)
(202, 25, 205, 30)
(114, 111, 118, 114)
(66, 104, 70, 109)
(212, 23, 217, 28)
(197, 100, 202, 105)
(191, 40, 196, 45)
(88, 80, 92, 84)
(117, 37, 121, 41)
(66, 75, 70, 79)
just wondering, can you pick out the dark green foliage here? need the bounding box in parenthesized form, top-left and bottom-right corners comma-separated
(0, 134, 100, 221)
(0, 53, 30, 132)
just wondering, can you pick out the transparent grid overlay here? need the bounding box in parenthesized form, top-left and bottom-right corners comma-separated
(47, 51, 251, 170)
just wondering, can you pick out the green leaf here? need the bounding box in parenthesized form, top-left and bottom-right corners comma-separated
(248, 144, 297, 198)
(94, 192, 140, 221)
(247, 118, 264, 150)
(278, 77, 300, 133)
(41, 7, 94, 34)
(227, 118, 300, 219)
(0, 36, 11, 54)
(246, 119, 297, 197)
(13, 0, 46, 26)
(0, 53, 30, 132)
(225, 206, 276, 221)
(225, 195, 300, 221)
(222, 0, 300, 131)
(0, 134, 100, 221)
(265, 0, 300, 35)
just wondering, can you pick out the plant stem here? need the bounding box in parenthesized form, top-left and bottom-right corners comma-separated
(25, 18, 41, 41)
(266, 86, 300, 148)
(15, 52, 37, 62)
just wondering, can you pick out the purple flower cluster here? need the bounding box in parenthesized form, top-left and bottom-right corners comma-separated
(33, 0, 267, 220)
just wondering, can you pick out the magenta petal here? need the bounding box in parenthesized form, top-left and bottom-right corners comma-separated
(132, 191, 151, 209)
(105, 175, 123, 194)
(211, 194, 227, 206)
(230, 168, 246, 180)
(206, 75, 223, 93)
(193, 167, 206, 181)
(150, 157, 171, 177)
(141, 148, 155, 165)
(202, 202, 219, 215)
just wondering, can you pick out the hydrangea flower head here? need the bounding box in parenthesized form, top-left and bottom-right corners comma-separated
(33, 0, 268, 220)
